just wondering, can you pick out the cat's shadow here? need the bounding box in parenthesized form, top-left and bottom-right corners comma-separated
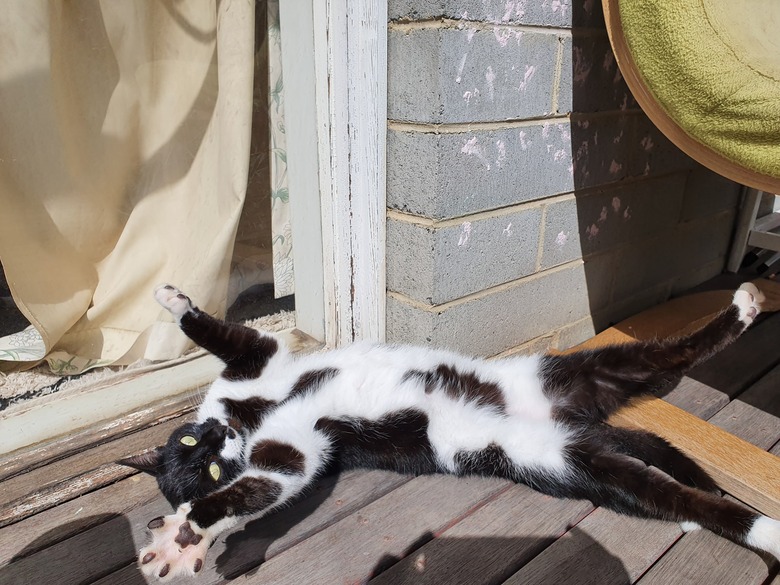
(214, 472, 632, 584)
(215, 471, 342, 579)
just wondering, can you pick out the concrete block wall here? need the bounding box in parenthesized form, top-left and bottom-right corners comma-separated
(385, 1, 742, 356)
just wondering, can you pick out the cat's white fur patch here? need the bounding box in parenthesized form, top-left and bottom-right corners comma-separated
(733, 282, 763, 326)
(138, 504, 226, 582)
(679, 521, 701, 532)
(154, 284, 193, 320)
(745, 515, 780, 560)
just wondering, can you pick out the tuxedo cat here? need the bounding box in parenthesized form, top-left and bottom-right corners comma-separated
(119, 283, 780, 581)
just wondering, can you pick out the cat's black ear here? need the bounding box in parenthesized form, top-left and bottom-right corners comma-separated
(117, 447, 165, 476)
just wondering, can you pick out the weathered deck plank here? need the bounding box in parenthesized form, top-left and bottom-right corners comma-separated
(0, 416, 185, 527)
(368, 485, 593, 585)
(0, 472, 157, 566)
(239, 475, 510, 585)
(2, 284, 779, 585)
(503, 508, 682, 585)
(636, 529, 770, 585)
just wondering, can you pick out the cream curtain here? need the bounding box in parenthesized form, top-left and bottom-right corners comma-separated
(0, 0, 255, 373)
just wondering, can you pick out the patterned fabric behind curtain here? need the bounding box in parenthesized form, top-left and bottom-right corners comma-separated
(267, 0, 294, 299)
(0, 0, 255, 374)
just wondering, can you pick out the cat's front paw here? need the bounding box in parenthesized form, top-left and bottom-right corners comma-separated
(154, 284, 195, 320)
(139, 504, 209, 581)
(733, 283, 764, 326)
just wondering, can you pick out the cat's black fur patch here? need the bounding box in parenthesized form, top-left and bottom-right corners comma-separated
(315, 409, 441, 475)
(220, 396, 277, 432)
(286, 368, 340, 401)
(250, 440, 306, 475)
(179, 308, 278, 381)
(403, 365, 506, 411)
(189, 476, 283, 528)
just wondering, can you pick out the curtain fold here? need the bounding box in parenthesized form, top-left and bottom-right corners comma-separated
(0, 0, 255, 373)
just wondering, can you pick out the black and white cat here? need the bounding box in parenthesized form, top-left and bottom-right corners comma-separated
(120, 283, 780, 581)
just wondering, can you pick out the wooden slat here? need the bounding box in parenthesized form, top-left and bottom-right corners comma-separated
(504, 507, 681, 585)
(636, 528, 770, 585)
(368, 486, 593, 585)
(662, 376, 729, 420)
(0, 494, 170, 585)
(708, 400, 780, 451)
(5, 469, 409, 585)
(0, 473, 158, 566)
(240, 475, 511, 585)
(0, 393, 195, 482)
(611, 398, 780, 518)
(191, 470, 413, 582)
(0, 416, 186, 527)
(684, 311, 780, 398)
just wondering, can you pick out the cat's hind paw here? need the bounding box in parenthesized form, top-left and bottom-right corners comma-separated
(138, 504, 210, 581)
(154, 284, 195, 320)
(733, 282, 764, 326)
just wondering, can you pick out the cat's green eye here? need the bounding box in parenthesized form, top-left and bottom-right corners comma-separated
(208, 462, 221, 481)
(180, 435, 198, 446)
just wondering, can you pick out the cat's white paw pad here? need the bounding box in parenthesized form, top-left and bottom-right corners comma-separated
(154, 284, 194, 319)
(139, 506, 209, 581)
(733, 283, 763, 325)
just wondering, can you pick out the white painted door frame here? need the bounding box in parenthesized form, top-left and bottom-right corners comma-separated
(279, 0, 387, 347)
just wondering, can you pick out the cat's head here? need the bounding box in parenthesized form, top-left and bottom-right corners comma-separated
(118, 418, 246, 508)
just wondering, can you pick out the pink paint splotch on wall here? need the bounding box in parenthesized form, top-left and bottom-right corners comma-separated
(572, 46, 592, 85)
(493, 26, 523, 47)
(612, 196, 621, 213)
(551, 0, 569, 17)
(556, 231, 569, 247)
(455, 54, 468, 83)
(518, 65, 537, 92)
(609, 160, 623, 175)
(501, 0, 527, 22)
(519, 130, 530, 150)
(485, 66, 496, 101)
(458, 222, 472, 246)
(461, 136, 491, 169)
(495, 139, 507, 167)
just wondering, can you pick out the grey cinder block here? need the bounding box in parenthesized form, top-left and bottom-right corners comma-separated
(387, 262, 590, 356)
(387, 206, 542, 304)
(388, 122, 575, 220)
(388, 27, 558, 124)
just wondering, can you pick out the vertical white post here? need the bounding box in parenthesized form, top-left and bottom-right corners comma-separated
(286, 0, 387, 346)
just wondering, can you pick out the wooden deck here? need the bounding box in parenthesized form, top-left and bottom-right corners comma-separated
(2, 313, 780, 584)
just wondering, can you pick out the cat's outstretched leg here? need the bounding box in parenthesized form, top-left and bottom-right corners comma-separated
(561, 445, 780, 561)
(542, 283, 763, 423)
(155, 284, 281, 381)
(138, 470, 306, 581)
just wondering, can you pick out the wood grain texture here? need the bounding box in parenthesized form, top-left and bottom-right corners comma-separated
(0, 393, 195, 482)
(662, 376, 729, 420)
(0, 473, 158, 567)
(192, 470, 412, 582)
(369, 485, 593, 585)
(0, 416, 185, 527)
(505, 507, 682, 585)
(611, 398, 780, 518)
(245, 475, 511, 585)
(636, 529, 770, 585)
(708, 399, 780, 451)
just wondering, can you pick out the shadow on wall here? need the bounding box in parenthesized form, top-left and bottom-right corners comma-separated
(566, 3, 742, 333)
